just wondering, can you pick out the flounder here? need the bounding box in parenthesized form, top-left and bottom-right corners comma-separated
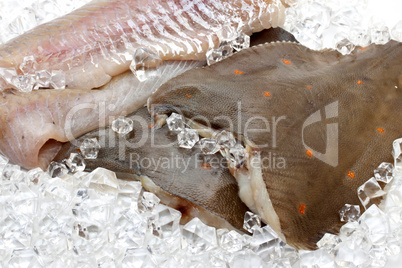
(148, 40, 402, 249)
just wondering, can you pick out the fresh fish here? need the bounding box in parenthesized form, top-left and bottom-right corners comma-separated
(0, 60, 204, 170)
(148, 41, 402, 249)
(54, 107, 250, 231)
(0, 0, 286, 90)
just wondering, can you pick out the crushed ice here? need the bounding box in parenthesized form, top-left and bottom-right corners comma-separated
(0, 0, 402, 266)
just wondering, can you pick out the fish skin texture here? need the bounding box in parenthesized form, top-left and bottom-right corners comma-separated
(0, 60, 204, 170)
(0, 0, 286, 90)
(148, 40, 402, 249)
(54, 107, 250, 231)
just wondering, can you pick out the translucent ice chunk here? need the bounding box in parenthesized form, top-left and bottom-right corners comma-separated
(334, 34, 355, 55)
(50, 70, 66, 89)
(348, 28, 372, 47)
(374, 162, 393, 183)
(339, 204, 361, 222)
(357, 177, 386, 209)
(391, 21, 402, 41)
(218, 229, 244, 253)
(8, 8, 37, 36)
(335, 241, 369, 267)
(359, 205, 390, 245)
(370, 25, 390, 45)
(137, 188, 160, 213)
(0, 67, 18, 86)
(87, 167, 120, 192)
(300, 248, 335, 268)
(392, 138, 402, 171)
(206, 42, 234, 65)
(34, 70, 51, 89)
(199, 138, 220, 155)
(130, 48, 162, 82)
(214, 130, 236, 150)
(243, 211, 261, 233)
(369, 245, 387, 267)
(331, 6, 361, 27)
(19, 56, 38, 74)
(166, 113, 185, 133)
(111, 117, 134, 135)
(182, 217, 218, 254)
(228, 143, 247, 168)
(177, 128, 199, 149)
(232, 33, 250, 52)
(63, 153, 85, 173)
(16, 75, 36, 92)
(316, 233, 341, 255)
(80, 138, 101, 159)
(47, 161, 68, 178)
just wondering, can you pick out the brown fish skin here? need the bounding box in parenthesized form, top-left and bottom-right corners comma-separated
(148, 41, 402, 249)
(54, 107, 250, 231)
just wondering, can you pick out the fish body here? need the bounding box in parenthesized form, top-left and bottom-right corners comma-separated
(54, 107, 250, 230)
(0, 60, 204, 169)
(148, 40, 402, 249)
(0, 0, 286, 90)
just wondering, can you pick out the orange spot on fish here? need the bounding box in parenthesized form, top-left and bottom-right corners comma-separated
(264, 92, 271, 97)
(148, 124, 155, 129)
(357, 80, 362, 85)
(235, 70, 243, 74)
(201, 163, 212, 170)
(282, 59, 292, 65)
(360, 47, 367, 50)
(306, 85, 312, 89)
(77, 148, 81, 153)
(299, 204, 306, 214)
(377, 128, 385, 133)
(347, 171, 355, 179)
(306, 150, 313, 157)
(186, 94, 191, 98)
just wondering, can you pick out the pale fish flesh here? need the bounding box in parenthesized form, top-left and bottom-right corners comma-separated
(0, 0, 286, 90)
(0, 60, 203, 170)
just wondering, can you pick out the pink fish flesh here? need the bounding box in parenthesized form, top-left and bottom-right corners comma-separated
(0, 0, 286, 90)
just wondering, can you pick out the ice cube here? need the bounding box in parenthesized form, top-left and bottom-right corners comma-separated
(137, 188, 160, 213)
(392, 138, 402, 171)
(177, 128, 199, 149)
(339, 204, 361, 222)
(47, 161, 68, 178)
(182, 217, 218, 254)
(370, 25, 390, 45)
(359, 205, 390, 245)
(228, 143, 247, 168)
(214, 130, 236, 149)
(130, 48, 162, 82)
(357, 177, 386, 209)
(166, 113, 185, 133)
(111, 117, 134, 135)
(19, 56, 38, 75)
(374, 162, 393, 184)
(243, 211, 261, 233)
(63, 153, 86, 173)
(198, 138, 220, 155)
(50, 70, 66, 89)
(300, 248, 335, 268)
(80, 138, 101, 159)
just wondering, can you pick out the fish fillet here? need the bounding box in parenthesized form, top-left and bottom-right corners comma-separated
(0, 60, 203, 169)
(148, 40, 402, 249)
(0, 0, 286, 90)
